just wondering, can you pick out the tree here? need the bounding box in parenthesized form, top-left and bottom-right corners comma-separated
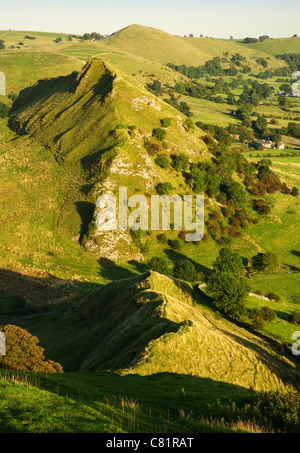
(0, 325, 63, 372)
(207, 271, 249, 317)
(171, 153, 189, 172)
(213, 247, 245, 275)
(173, 259, 197, 281)
(251, 251, 279, 272)
(189, 167, 207, 193)
(0, 40, 5, 50)
(146, 257, 172, 275)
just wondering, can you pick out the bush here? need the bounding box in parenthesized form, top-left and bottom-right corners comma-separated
(157, 233, 168, 244)
(146, 257, 172, 275)
(152, 128, 167, 141)
(173, 259, 197, 281)
(0, 325, 63, 372)
(155, 182, 173, 195)
(260, 306, 276, 321)
(0, 102, 9, 118)
(155, 154, 169, 169)
(213, 247, 245, 275)
(208, 390, 300, 430)
(168, 238, 181, 250)
(265, 291, 280, 301)
(160, 117, 172, 128)
(171, 153, 189, 172)
(251, 252, 279, 272)
(290, 310, 300, 325)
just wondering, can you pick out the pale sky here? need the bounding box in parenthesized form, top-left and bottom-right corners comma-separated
(0, 0, 299, 39)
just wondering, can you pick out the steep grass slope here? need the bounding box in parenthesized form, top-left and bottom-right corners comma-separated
(8, 57, 209, 261)
(33, 271, 300, 392)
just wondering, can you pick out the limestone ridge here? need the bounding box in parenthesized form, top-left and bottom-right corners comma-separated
(9, 58, 209, 261)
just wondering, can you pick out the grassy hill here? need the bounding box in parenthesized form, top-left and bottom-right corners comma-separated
(237, 36, 300, 56)
(0, 25, 300, 434)
(23, 271, 299, 392)
(105, 25, 212, 66)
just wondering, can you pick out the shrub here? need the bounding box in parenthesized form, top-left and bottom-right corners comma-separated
(155, 182, 173, 195)
(0, 102, 9, 118)
(260, 306, 276, 322)
(168, 238, 181, 250)
(213, 247, 245, 275)
(265, 291, 280, 301)
(290, 310, 300, 325)
(251, 252, 279, 272)
(152, 128, 167, 141)
(157, 233, 168, 244)
(0, 325, 63, 372)
(173, 259, 197, 281)
(171, 153, 189, 172)
(155, 154, 169, 169)
(146, 257, 172, 275)
(160, 117, 172, 128)
(291, 186, 299, 197)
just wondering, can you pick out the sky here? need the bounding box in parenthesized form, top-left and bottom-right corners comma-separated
(0, 0, 299, 39)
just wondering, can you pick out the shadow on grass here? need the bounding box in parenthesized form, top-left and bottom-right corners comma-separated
(98, 257, 140, 280)
(163, 248, 212, 276)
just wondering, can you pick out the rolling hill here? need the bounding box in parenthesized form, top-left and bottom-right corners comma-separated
(28, 271, 300, 393)
(105, 24, 212, 66)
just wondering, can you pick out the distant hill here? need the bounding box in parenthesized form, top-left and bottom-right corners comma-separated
(105, 24, 212, 66)
(238, 36, 300, 56)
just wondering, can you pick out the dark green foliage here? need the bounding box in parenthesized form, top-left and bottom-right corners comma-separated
(160, 117, 172, 128)
(155, 154, 169, 169)
(290, 310, 300, 325)
(213, 248, 245, 275)
(155, 182, 173, 195)
(148, 80, 162, 93)
(188, 167, 207, 193)
(152, 128, 167, 141)
(0, 102, 10, 118)
(225, 181, 246, 206)
(251, 251, 279, 272)
(208, 390, 300, 431)
(171, 153, 189, 172)
(0, 40, 5, 50)
(254, 199, 271, 215)
(207, 271, 249, 317)
(173, 259, 197, 282)
(146, 257, 172, 276)
(286, 122, 300, 139)
(265, 292, 280, 302)
(168, 238, 181, 250)
(291, 186, 299, 197)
